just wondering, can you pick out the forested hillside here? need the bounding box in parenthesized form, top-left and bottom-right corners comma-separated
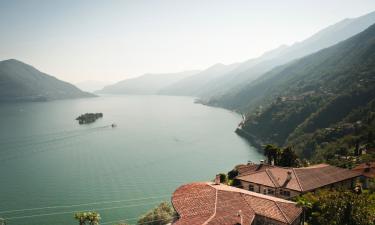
(234, 23, 375, 160)
(0, 59, 95, 102)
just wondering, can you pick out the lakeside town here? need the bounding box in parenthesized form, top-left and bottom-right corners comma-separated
(60, 146, 375, 225)
(1, 1, 375, 225)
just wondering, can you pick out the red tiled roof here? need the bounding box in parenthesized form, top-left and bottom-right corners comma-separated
(236, 163, 275, 176)
(352, 162, 375, 178)
(237, 164, 361, 192)
(172, 182, 301, 225)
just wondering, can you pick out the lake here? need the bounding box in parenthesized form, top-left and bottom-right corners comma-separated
(0, 95, 263, 225)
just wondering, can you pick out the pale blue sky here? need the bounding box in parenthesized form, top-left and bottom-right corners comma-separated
(0, 0, 374, 82)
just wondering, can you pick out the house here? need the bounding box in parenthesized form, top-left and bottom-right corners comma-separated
(235, 163, 361, 199)
(172, 182, 302, 225)
(352, 162, 375, 188)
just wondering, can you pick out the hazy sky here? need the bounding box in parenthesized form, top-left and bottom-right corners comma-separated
(0, 0, 374, 83)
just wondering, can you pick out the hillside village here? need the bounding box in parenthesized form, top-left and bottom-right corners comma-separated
(1, 3, 375, 225)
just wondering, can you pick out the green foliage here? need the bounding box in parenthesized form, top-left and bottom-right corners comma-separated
(74, 212, 101, 225)
(225, 23, 375, 161)
(137, 202, 176, 225)
(227, 169, 239, 180)
(0, 59, 95, 102)
(279, 146, 298, 167)
(263, 144, 299, 167)
(218, 173, 228, 184)
(300, 189, 375, 225)
(263, 144, 279, 164)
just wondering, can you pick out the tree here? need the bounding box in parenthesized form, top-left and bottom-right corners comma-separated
(279, 147, 298, 167)
(263, 144, 279, 165)
(74, 212, 101, 225)
(296, 196, 312, 225)
(227, 169, 238, 180)
(137, 202, 176, 225)
(301, 189, 375, 225)
(218, 173, 228, 184)
(368, 131, 374, 143)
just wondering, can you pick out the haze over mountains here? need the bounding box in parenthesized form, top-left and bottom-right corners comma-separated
(165, 10, 375, 100)
(236, 22, 375, 160)
(0, 59, 94, 102)
(75, 80, 113, 93)
(98, 11, 375, 102)
(96, 71, 199, 95)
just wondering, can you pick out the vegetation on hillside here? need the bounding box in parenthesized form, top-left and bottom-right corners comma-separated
(232, 23, 375, 161)
(0, 59, 95, 102)
(297, 189, 375, 225)
(137, 202, 176, 225)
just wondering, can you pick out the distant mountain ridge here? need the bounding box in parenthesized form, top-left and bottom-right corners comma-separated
(159, 63, 239, 96)
(162, 11, 375, 101)
(0, 59, 95, 102)
(234, 22, 375, 159)
(75, 80, 113, 93)
(96, 70, 199, 95)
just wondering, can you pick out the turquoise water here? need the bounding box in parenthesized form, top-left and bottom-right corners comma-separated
(0, 95, 262, 225)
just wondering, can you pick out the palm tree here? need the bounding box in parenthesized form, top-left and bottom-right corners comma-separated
(296, 197, 312, 225)
(263, 144, 278, 165)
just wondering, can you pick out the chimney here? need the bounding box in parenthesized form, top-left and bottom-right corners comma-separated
(215, 174, 221, 185)
(287, 171, 292, 180)
(282, 171, 293, 187)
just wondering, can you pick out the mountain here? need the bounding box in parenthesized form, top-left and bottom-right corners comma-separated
(164, 11, 375, 101)
(96, 70, 199, 95)
(0, 59, 95, 102)
(234, 22, 375, 160)
(75, 80, 113, 93)
(159, 63, 239, 96)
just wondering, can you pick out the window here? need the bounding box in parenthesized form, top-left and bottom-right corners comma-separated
(280, 190, 291, 197)
(249, 184, 254, 191)
(267, 189, 275, 195)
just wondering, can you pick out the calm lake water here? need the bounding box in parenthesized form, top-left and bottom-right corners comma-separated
(0, 95, 262, 225)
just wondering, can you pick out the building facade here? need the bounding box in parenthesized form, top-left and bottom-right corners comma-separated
(235, 163, 361, 199)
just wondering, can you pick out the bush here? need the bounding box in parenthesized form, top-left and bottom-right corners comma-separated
(137, 202, 176, 225)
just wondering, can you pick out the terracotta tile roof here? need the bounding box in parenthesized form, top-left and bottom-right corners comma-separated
(293, 164, 361, 191)
(172, 182, 301, 225)
(352, 162, 375, 178)
(236, 164, 361, 192)
(236, 163, 275, 176)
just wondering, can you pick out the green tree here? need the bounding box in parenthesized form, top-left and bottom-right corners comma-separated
(227, 169, 238, 180)
(279, 147, 298, 167)
(296, 196, 312, 225)
(368, 131, 374, 144)
(137, 202, 176, 225)
(74, 212, 101, 225)
(301, 189, 375, 225)
(263, 144, 279, 165)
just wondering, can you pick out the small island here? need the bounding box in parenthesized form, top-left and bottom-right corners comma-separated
(76, 113, 103, 124)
